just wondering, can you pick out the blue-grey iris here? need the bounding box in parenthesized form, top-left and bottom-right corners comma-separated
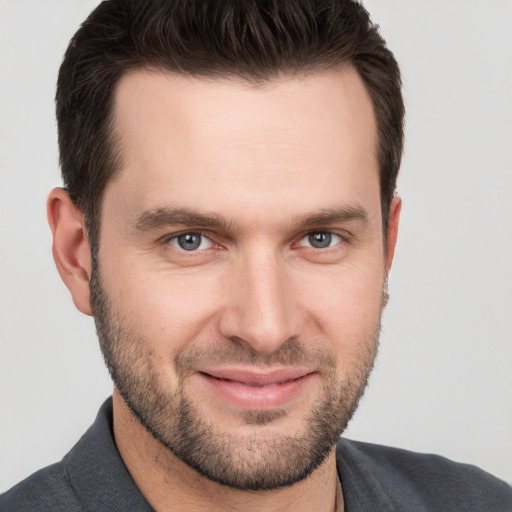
(308, 232, 331, 249)
(177, 233, 202, 250)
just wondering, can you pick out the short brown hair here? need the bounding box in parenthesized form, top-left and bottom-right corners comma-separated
(56, 0, 404, 244)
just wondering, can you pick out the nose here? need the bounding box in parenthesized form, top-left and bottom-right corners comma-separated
(218, 248, 303, 355)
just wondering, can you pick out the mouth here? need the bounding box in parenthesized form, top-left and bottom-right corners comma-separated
(196, 367, 317, 410)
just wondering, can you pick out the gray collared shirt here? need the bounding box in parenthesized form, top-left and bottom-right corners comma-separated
(2, 398, 511, 511)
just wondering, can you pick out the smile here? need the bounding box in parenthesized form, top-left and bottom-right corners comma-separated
(196, 368, 317, 410)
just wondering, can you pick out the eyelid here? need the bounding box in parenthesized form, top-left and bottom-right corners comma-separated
(162, 230, 219, 252)
(294, 230, 348, 249)
(159, 228, 350, 253)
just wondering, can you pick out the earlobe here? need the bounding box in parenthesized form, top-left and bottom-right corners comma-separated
(385, 195, 401, 274)
(47, 188, 93, 316)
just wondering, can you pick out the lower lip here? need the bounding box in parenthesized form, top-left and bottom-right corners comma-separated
(197, 372, 316, 410)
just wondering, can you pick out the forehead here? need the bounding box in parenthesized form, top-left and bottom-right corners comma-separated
(106, 67, 379, 227)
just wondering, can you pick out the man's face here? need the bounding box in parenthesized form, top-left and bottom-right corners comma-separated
(92, 67, 393, 490)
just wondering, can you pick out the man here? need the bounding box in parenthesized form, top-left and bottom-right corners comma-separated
(1, 0, 510, 510)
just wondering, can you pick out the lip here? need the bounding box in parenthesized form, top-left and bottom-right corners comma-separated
(195, 367, 316, 410)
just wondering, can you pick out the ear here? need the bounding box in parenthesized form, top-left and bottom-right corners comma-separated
(385, 195, 401, 274)
(47, 188, 92, 316)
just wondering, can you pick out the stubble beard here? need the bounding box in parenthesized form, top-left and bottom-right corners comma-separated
(90, 264, 382, 491)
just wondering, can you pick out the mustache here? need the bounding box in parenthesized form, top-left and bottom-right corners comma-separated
(174, 337, 337, 376)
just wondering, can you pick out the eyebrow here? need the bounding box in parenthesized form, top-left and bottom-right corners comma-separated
(294, 204, 369, 228)
(135, 207, 232, 232)
(134, 203, 369, 233)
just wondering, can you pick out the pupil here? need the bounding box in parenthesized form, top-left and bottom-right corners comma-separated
(309, 232, 331, 248)
(178, 233, 201, 250)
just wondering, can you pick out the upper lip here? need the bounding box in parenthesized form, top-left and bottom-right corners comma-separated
(198, 367, 314, 386)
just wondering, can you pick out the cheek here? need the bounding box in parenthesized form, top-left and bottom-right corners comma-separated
(104, 263, 224, 352)
(296, 262, 385, 346)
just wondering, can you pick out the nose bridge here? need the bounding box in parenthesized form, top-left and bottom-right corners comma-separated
(221, 245, 299, 354)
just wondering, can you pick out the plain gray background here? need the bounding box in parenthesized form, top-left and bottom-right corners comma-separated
(1, 0, 511, 491)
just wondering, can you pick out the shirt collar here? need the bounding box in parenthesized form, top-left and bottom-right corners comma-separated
(62, 397, 154, 511)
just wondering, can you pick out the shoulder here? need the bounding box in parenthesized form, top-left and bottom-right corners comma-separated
(0, 399, 153, 512)
(0, 462, 81, 512)
(336, 438, 512, 512)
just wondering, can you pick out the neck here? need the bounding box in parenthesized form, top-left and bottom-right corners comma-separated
(112, 391, 343, 512)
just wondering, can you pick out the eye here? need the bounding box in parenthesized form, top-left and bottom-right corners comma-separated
(298, 231, 343, 249)
(168, 232, 214, 252)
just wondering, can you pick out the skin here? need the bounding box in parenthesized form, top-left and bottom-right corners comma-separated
(48, 66, 401, 511)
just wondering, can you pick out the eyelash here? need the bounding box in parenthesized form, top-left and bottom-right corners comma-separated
(295, 231, 344, 250)
(163, 230, 348, 253)
(165, 231, 218, 252)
